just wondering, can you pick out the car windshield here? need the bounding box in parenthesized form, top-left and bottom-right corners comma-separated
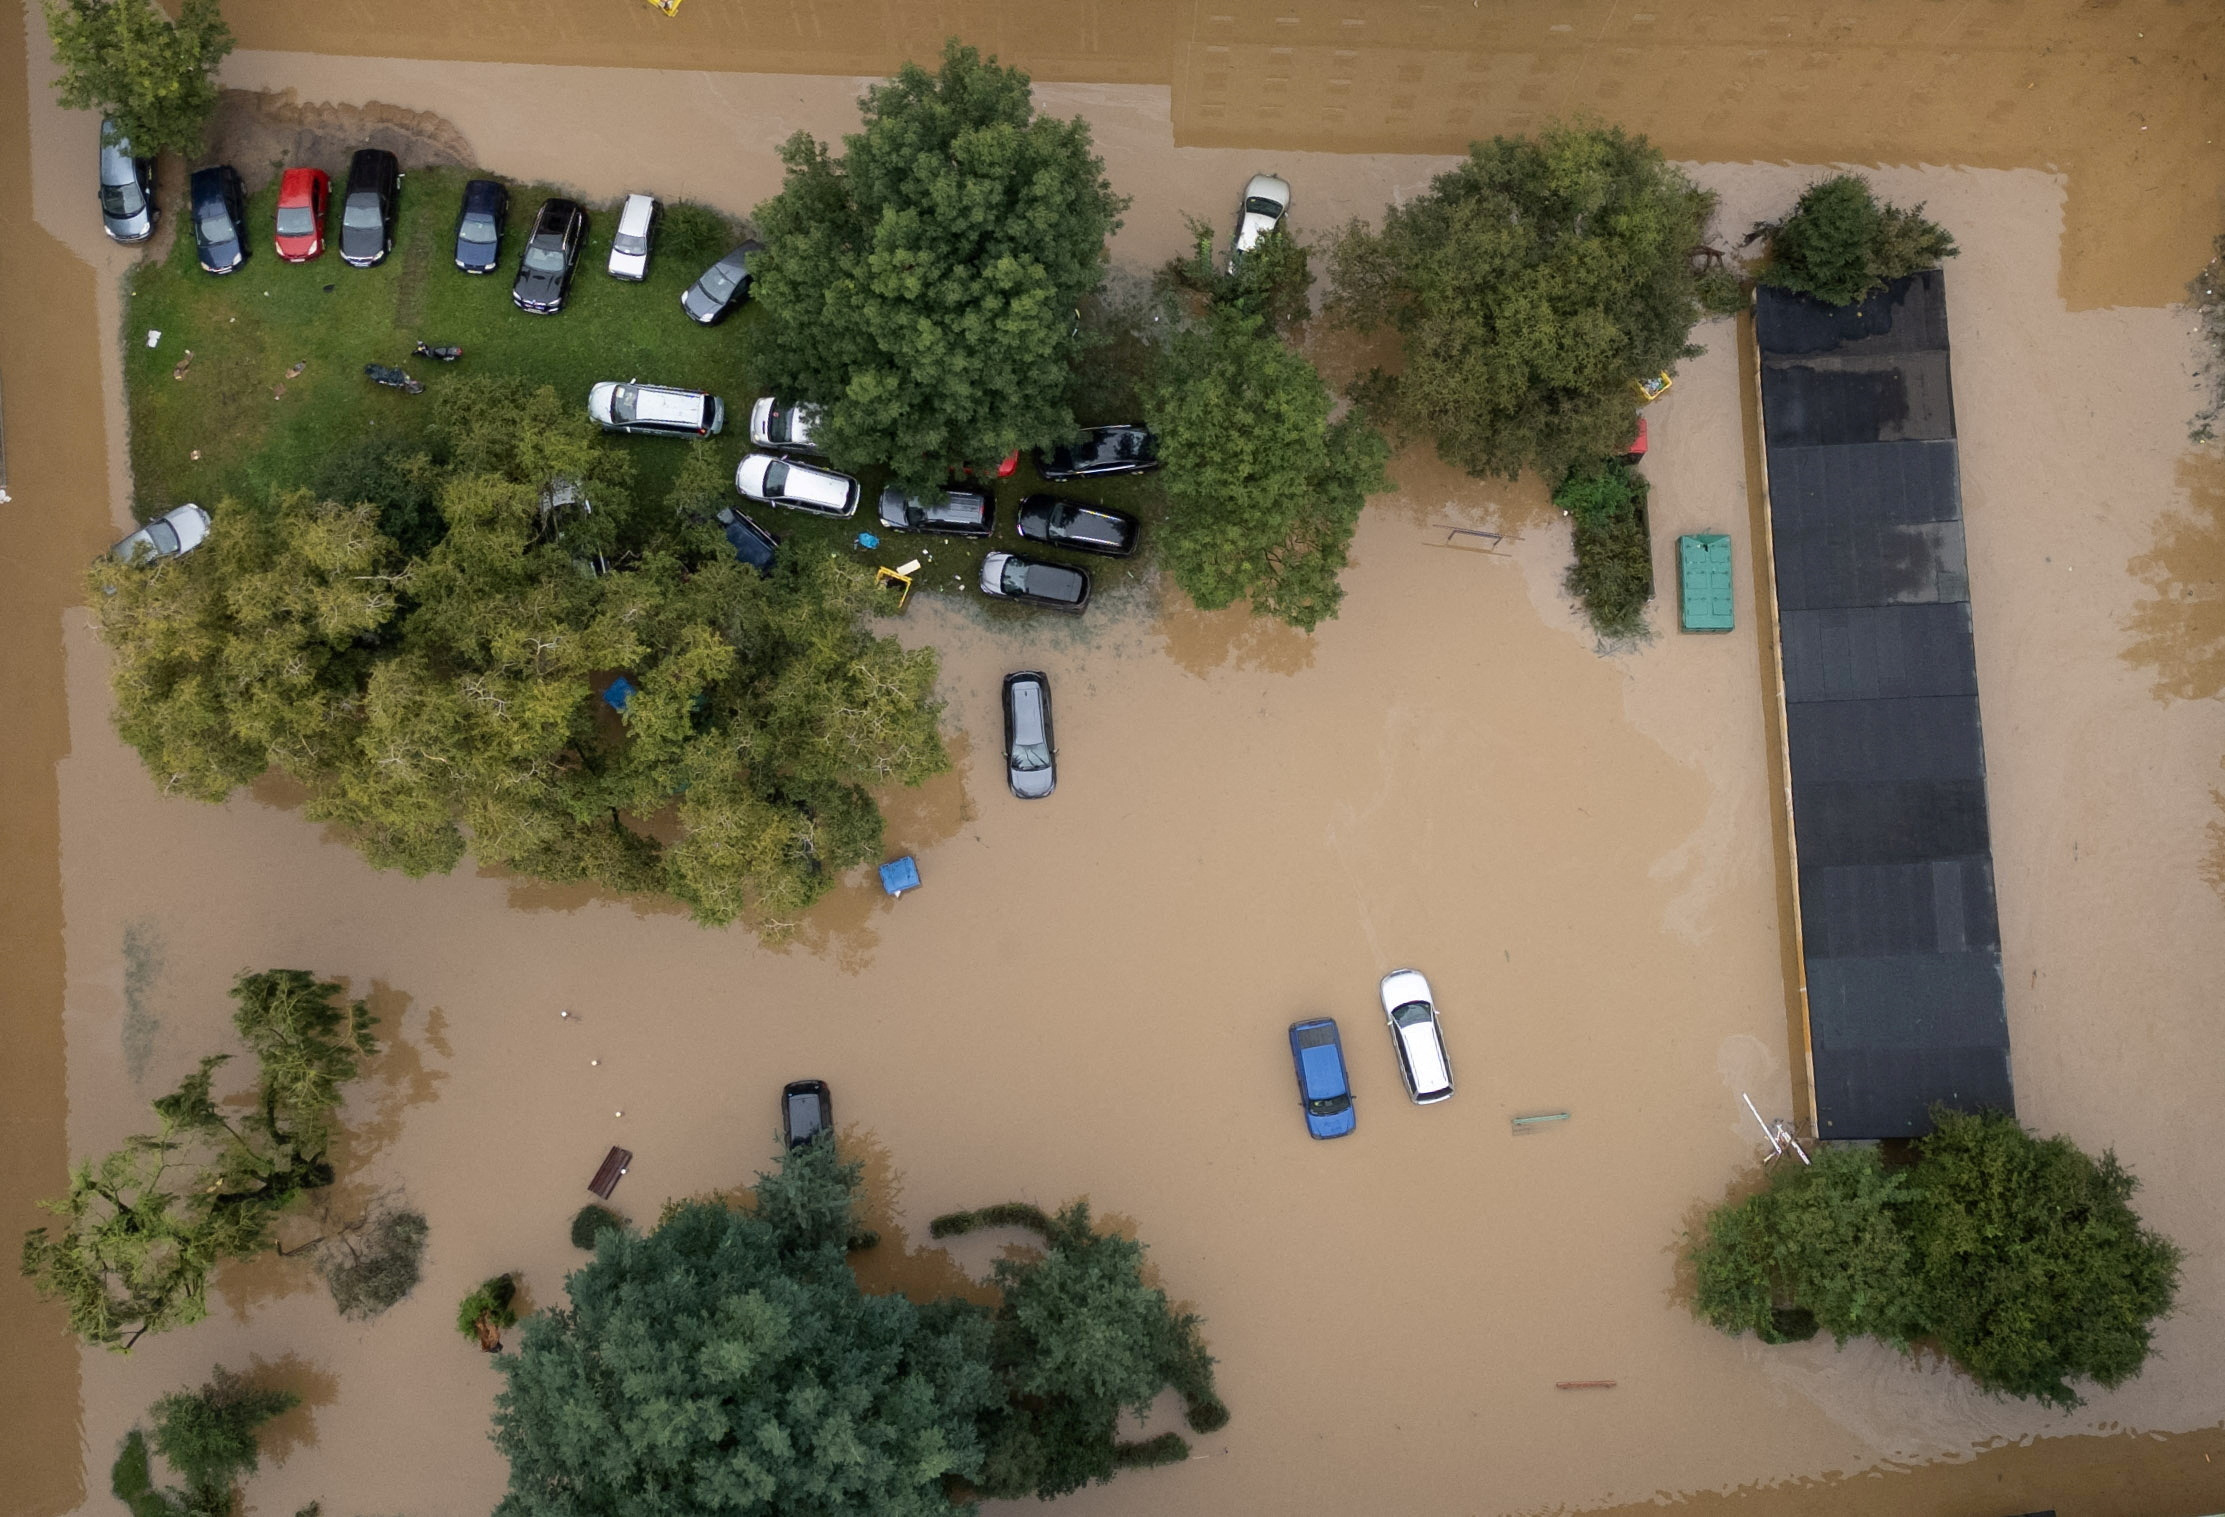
(522, 240, 568, 273)
(613, 231, 648, 256)
(341, 195, 383, 230)
(100, 180, 142, 217)
(275, 204, 317, 236)
(458, 213, 497, 244)
(196, 209, 234, 245)
(696, 256, 742, 300)
(1245, 195, 1285, 216)
(145, 519, 181, 556)
(610, 386, 638, 422)
(1306, 1095, 1351, 1117)
(999, 559, 1031, 595)
(762, 460, 790, 494)
(1010, 739, 1051, 772)
(1392, 1002, 1433, 1027)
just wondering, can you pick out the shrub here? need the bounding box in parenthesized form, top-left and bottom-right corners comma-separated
(659, 200, 740, 268)
(314, 1205, 428, 1320)
(1556, 461, 1654, 639)
(1760, 175, 1958, 308)
(112, 1366, 301, 1517)
(1112, 1433, 1190, 1469)
(458, 1273, 519, 1351)
(569, 1204, 623, 1250)
(929, 1201, 1054, 1239)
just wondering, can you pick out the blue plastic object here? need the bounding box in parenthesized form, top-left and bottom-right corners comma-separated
(878, 855, 920, 896)
(602, 676, 636, 713)
(855, 532, 881, 550)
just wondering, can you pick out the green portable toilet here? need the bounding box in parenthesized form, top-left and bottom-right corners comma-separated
(1678, 533, 1734, 633)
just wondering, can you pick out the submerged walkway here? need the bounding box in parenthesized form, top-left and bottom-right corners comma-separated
(1755, 271, 2014, 1139)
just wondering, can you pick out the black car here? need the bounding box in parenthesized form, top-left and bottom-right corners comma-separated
(453, 177, 508, 273)
(1036, 424, 1160, 481)
(681, 244, 753, 325)
(338, 148, 399, 267)
(877, 486, 993, 538)
(1016, 494, 1140, 557)
(782, 1079, 832, 1148)
(979, 551, 1090, 613)
(514, 198, 587, 313)
(715, 505, 778, 576)
(1002, 671, 1056, 800)
(187, 165, 248, 274)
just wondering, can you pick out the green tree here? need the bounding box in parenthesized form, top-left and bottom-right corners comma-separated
(90, 380, 949, 934)
(1555, 459, 1655, 638)
(458, 1273, 520, 1351)
(490, 1142, 1001, 1517)
(1760, 174, 1958, 308)
(112, 1365, 298, 1517)
(44, 0, 233, 161)
(1145, 308, 1390, 631)
(1327, 121, 1715, 481)
(22, 971, 376, 1349)
(749, 40, 1128, 488)
(1684, 1110, 2181, 1408)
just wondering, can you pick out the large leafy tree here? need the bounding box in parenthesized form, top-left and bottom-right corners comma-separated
(750, 40, 1128, 489)
(45, 0, 234, 160)
(491, 1142, 1002, 1517)
(89, 379, 948, 932)
(114, 1364, 298, 1517)
(1327, 122, 1716, 481)
(1759, 174, 1958, 309)
(1145, 307, 1390, 632)
(22, 971, 377, 1350)
(1685, 1109, 2181, 1408)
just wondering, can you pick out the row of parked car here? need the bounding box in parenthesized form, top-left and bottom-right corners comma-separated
(1288, 970, 1455, 1139)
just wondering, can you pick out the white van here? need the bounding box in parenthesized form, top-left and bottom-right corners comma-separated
(1380, 969, 1454, 1104)
(588, 381, 724, 438)
(735, 452, 860, 518)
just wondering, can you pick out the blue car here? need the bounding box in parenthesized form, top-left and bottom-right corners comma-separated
(1288, 1019, 1356, 1139)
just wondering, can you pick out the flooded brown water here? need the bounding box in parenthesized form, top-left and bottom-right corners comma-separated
(7, 7, 2225, 1517)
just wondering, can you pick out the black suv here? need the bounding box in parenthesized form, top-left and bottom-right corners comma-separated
(453, 178, 508, 273)
(338, 148, 400, 267)
(877, 486, 993, 538)
(1016, 494, 1139, 557)
(187, 165, 248, 274)
(1036, 424, 1160, 481)
(514, 198, 587, 314)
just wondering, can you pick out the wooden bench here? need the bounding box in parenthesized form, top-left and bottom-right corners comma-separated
(589, 1146, 632, 1199)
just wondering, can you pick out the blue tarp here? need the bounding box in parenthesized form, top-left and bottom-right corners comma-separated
(602, 677, 637, 713)
(879, 855, 920, 895)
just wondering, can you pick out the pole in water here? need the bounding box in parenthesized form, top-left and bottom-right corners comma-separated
(1511, 1111, 1570, 1134)
(1554, 1380, 1617, 1390)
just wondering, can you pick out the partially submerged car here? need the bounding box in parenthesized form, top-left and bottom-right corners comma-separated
(715, 505, 778, 576)
(1230, 172, 1291, 270)
(273, 166, 328, 262)
(1036, 425, 1160, 482)
(111, 503, 212, 565)
(877, 486, 992, 538)
(188, 165, 248, 275)
(453, 177, 509, 273)
(1379, 969, 1454, 1105)
(681, 244, 752, 324)
(587, 381, 724, 438)
(1002, 671, 1056, 799)
(979, 551, 1089, 613)
(749, 397, 823, 453)
(338, 148, 399, 268)
(1288, 1018, 1356, 1139)
(1015, 494, 1139, 557)
(97, 121, 155, 244)
(782, 1079, 832, 1148)
(514, 198, 587, 313)
(735, 453, 860, 518)
(608, 192, 659, 280)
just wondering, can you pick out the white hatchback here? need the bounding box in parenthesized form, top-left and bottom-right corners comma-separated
(1379, 968, 1454, 1105)
(749, 396, 825, 453)
(735, 452, 860, 518)
(608, 193, 659, 281)
(1230, 173, 1291, 270)
(111, 503, 212, 564)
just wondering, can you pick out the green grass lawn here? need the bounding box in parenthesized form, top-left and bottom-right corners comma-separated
(122, 164, 1165, 612)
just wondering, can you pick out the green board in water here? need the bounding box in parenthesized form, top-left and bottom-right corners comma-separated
(1678, 533, 1734, 632)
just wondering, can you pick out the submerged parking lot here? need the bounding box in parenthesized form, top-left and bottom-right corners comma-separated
(5, 8, 2225, 1516)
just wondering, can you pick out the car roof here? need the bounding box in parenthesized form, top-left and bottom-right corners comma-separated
(1396, 1019, 1452, 1096)
(188, 165, 233, 195)
(1244, 174, 1290, 204)
(629, 385, 710, 424)
(462, 178, 503, 206)
(783, 465, 852, 507)
(536, 198, 580, 225)
(1297, 1041, 1348, 1099)
(278, 166, 321, 196)
(618, 194, 655, 228)
(349, 147, 397, 174)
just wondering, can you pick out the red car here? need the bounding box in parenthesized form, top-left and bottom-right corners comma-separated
(273, 166, 329, 262)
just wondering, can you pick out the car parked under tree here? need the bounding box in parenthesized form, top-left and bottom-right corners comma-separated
(1015, 494, 1139, 557)
(1036, 424, 1160, 481)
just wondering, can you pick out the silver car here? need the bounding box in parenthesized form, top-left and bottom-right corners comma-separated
(1002, 671, 1056, 799)
(608, 193, 658, 281)
(1379, 968, 1454, 1104)
(1229, 172, 1290, 271)
(111, 503, 212, 564)
(735, 452, 859, 518)
(98, 121, 156, 243)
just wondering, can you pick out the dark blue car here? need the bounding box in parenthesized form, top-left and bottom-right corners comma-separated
(188, 164, 248, 275)
(1288, 1019, 1356, 1139)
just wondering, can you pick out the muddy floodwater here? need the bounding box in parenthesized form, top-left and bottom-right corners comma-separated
(5, 4, 2225, 1516)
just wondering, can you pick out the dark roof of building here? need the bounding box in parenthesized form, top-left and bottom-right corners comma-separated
(1757, 270, 2013, 1140)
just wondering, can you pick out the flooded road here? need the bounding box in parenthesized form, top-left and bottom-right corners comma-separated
(7, 8, 2225, 1517)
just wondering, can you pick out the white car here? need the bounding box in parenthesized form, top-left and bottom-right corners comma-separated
(588, 380, 724, 438)
(607, 193, 659, 281)
(111, 503, 212, 564)
(1230, 173, 1291, 271)
(1379, 969, 1454, 1105)
(735, 452, 860, 518)
(749, 396, 825, 453)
